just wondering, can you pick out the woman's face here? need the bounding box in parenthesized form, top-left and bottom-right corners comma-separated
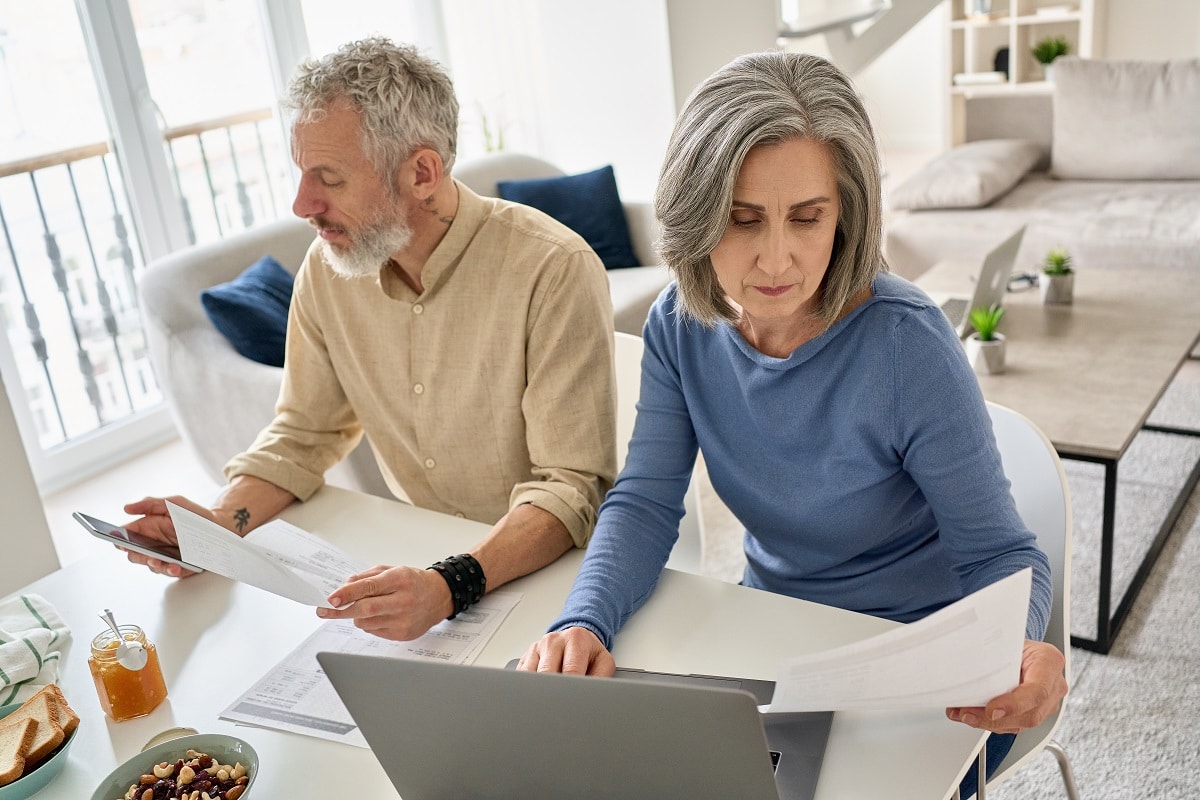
(710, 137, 840, 331)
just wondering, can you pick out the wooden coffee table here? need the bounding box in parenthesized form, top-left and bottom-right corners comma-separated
(917, 261, 1200, 653)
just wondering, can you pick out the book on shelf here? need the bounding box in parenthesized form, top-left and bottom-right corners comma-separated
(953, 71, 1007, 86)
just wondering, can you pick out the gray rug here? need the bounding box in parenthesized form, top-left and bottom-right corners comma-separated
(694, 363, 1200, 799)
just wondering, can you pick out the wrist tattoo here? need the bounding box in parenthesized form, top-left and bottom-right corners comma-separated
(233, 507, 250, 533)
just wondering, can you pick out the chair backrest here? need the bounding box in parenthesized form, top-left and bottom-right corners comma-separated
(0, 376, 59, 596)
(984, 401, 1072, 782)
(613, 332, 703, 573)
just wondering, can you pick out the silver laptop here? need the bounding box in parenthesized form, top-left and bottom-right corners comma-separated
(318, 652, 833, 800)
(929, 225, 1026, 338)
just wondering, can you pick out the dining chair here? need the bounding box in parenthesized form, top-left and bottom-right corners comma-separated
(0, 376, 60, 597)
(613, 332, 704, 574)
(970, 401, 1080, 800)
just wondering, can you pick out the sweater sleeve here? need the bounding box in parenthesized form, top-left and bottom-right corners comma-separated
(892, 307, 1052, 641)
(548, 289, 699, 648)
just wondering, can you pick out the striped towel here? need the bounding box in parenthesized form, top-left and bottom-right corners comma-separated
(0, 593, 70, 705)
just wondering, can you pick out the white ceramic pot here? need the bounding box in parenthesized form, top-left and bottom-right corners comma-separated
(1040, 271, 1074, 305)
(1043, 63, 1055, 83)
(965, 332, 1006, 375)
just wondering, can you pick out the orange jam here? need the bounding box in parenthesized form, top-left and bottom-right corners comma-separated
(88, 625, 168, 721)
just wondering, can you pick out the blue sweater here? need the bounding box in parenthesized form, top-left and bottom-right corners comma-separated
(551, 273, 1052, 649)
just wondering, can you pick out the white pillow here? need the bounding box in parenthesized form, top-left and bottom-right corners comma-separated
(888, 140, 1043, 211)
(1051, 57, 1200, 180)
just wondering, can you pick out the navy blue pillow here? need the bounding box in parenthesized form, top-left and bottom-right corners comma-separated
(200, 255, 294, 367)
(497, 165, 639, 269)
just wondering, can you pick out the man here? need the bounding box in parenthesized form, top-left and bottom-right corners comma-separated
(124, 37, 616, 641)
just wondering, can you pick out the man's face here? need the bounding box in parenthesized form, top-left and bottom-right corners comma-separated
(291, 100, 412, 278)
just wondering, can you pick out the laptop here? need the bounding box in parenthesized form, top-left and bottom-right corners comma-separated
(927, 225, 1026, 338)
(317, 652, 834, 800)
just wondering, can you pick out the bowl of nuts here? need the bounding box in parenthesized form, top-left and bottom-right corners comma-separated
(89, 733, 257, 800)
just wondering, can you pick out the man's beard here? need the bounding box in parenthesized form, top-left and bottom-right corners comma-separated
(317, 207, 413, 279)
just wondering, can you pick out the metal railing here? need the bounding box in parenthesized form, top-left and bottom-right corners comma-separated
(0, 107, 292, 451)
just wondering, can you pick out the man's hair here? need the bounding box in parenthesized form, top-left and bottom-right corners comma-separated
(655, 51, 886, 328)
(284, 37, 460, 182)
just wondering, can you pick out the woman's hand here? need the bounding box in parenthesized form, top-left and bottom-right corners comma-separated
(947, 639, 1067, 734)
(516, 627, 616, 676)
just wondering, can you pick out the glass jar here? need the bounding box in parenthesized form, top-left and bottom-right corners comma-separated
(87, 624, 169, 721)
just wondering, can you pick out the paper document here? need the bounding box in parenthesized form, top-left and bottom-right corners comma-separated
(764, 568, 1031, 713)
(168, 502, 370, 608)
(220, 591, 522, 747)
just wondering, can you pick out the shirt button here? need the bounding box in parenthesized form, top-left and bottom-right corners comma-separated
(413, 383, 424, 395)
(424, 458, 436, 469)
(412, 303, 424, 315)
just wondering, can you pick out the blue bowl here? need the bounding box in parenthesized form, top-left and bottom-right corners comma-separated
(0, 701, 77, 800)
(89, 733, 258, 800)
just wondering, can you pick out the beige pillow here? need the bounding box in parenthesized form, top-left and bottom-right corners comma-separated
(1051, 57, 1200, 180)
(888, 139, 1043, 211)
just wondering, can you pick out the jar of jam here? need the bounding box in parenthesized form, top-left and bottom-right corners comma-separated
(88, 624, 169, 721)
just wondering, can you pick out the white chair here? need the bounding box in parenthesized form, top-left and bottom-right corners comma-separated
(973, 401, 1079, 800)
(613, 332, 705, 574)
(0, 375, 59, 596)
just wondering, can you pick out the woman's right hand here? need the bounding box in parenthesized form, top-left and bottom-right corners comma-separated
(516, 627, 616, 676)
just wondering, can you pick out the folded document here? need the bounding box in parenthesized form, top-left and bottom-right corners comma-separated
(764, 568, 1032, 713)
(167, 502, 369, 608)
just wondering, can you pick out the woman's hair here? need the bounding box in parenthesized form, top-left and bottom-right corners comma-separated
(655, 51, 886, 328)
(284, 37, 460, 184)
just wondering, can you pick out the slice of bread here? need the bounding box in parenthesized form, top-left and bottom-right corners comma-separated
(0, 716, 36, 786)
(0, 686, 64, 766)
(43, 684, 79, 736)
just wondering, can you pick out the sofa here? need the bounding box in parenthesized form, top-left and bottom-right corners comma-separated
(884, 57, 1200, 282)
(140, 152, 673, 495)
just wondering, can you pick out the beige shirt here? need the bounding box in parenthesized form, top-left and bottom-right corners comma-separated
(225, 182, 616, 546)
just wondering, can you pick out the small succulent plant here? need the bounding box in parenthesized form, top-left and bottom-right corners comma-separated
(969, 303, 1005, 341)
(1032, 36, 1071, 65)
(1041, 246, 1074, 275)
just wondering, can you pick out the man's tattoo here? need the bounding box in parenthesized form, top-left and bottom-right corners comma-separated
(234, 507, 251, 533)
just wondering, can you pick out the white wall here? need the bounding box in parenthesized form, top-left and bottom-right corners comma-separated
(1102, 0, 1200, 59)
(440, 0, 677, 202)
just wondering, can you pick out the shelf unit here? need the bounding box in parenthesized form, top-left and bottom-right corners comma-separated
(947, 0, 1105, 145)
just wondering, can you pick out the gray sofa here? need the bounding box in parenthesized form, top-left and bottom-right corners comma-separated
(884, 57, 1200, 282)
(140, 152, 672, 495)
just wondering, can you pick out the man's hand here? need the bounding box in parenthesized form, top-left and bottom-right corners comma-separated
(317, 565, 456, 641)
(516, 627, 616, 676)
(121, 495, 211, 578)
(947, 639, 1067, 734)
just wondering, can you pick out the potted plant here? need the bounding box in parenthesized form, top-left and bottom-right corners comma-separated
(965, 304, 1006, 375)
(1031, 36, 1070, 82)
(1039, 246, 1075, 305)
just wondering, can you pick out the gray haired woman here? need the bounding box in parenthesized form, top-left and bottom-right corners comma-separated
(520, 52, 1066, 799)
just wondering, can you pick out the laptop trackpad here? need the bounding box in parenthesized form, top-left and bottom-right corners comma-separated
(764, 711, 834, 800)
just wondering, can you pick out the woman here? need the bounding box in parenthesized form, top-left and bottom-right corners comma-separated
(519, 52, 1066, 796)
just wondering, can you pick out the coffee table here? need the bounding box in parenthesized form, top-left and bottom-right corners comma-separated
(917, 262, 1200, 654)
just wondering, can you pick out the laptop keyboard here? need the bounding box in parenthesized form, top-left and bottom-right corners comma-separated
(939, 297, 968, 327)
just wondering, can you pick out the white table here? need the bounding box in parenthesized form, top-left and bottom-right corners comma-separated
(13, 486, 985, 798)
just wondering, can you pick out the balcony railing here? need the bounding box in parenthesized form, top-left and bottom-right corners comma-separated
(0, 108, 292, 452)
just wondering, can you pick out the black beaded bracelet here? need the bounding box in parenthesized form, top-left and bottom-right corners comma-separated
(428, 553, 487, 619)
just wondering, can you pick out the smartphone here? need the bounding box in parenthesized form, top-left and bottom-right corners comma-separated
(73, 511, 202, 572)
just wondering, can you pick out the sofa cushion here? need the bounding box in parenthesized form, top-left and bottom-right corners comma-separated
(888, 139, 1043, 211)
(199, 255, 293, 367)
(497, 165, 639, 269)
(1052, 57, 1200, 180)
